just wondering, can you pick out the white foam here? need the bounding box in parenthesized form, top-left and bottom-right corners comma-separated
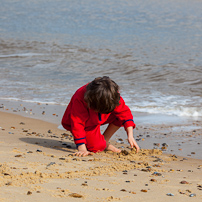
(124, 93, 202, 118)
(131, 105, 202, 117)
(0, 97, 67, 106)
(0, 53, 44, 58)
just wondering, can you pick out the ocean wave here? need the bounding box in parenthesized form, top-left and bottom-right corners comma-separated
(131, 105, 202, 117)
(123, 92, 202, 118)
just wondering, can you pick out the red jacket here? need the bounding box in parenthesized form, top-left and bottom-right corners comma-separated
(62, 84, 136, 146)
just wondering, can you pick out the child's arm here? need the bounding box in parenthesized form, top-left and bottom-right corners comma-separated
(126, 126, 140, 153)
(75, 144, 93, 157)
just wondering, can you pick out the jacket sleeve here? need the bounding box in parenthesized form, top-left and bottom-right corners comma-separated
(70, 98, 89, 146)
(113, 96, 136, 130)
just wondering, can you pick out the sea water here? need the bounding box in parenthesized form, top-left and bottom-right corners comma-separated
(0, 0, 202, 119)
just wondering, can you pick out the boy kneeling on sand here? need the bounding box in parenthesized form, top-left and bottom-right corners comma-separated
(62, 76, 139, 156)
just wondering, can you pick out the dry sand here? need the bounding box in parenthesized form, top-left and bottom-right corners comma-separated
(0, 110, 202, 202)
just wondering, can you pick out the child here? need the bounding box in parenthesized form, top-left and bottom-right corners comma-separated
(62, 76, 140, 157)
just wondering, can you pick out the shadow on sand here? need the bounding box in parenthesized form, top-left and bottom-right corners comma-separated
(19, 137, 76, 153)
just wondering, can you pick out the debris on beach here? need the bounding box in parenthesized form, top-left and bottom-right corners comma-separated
(69, 193, 83, 198)
(141, 189, 148, 192)
(27, 191, 32, 195)
(152, 172, 162, 176)
(1, 110, 202, 201)
(189, 193, 196, 197)
(46, 162, 56, 167)
(166, 193, 174, 196)
(180, 180, 189, 184)
(14, 155, 22, 158)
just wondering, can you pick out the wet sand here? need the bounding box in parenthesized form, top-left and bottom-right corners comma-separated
(0, 104, 202, 201)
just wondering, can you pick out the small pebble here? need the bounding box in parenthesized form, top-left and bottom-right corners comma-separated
(47, 162, 56, 167)
(116, 140, 124, 144)
(59, 158, 66, 160)
(152, 172, 162, 176)
(180, 181, 189, 184)
(153, 143, 160, 147)
(129, 191, 136, 194)
(197, 184, 202, 188)
(81, 183, 88, 186)
(120, 189, 127, 192)
(167, 193, 174, 196)
(69, 193, 83, 198)
(15, 155, 22, 157)
(27, 191, 32, 195)
(141, 189, 147, 192)
(5, 182, 12, 186)
(36, 149, 42, 152)
(189, 193, 196, 197)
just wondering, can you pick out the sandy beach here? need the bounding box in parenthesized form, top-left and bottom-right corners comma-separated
(1, 0, 202, 201)
(0, 103, 202, 202)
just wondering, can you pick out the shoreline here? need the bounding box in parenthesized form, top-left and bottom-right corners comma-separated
(1, 99, 202, 160)
(0, 110, 202, 201)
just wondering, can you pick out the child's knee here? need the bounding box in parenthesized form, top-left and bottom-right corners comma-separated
(87, 140, 106, 153)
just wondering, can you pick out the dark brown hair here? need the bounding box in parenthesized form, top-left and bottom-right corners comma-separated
(84, 76, 120, 114)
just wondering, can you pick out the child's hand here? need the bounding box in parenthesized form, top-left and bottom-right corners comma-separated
(74, 150, 93, 157)
(75, 144, 94, 157)
(126, 126, 140, 153)
(128, 136, 140, 153)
